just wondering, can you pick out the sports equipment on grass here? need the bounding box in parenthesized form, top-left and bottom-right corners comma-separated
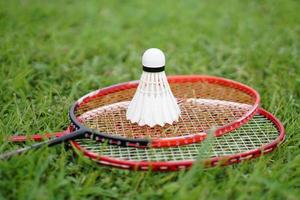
(126, 48, 181, 127)
(0, 75, 260, 159)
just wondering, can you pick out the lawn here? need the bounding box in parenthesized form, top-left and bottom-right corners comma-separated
(0, 0, 299, 199)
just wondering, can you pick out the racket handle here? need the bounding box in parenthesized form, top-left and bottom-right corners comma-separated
(0, 129, 86, 160)
(0, 143, 47, 160)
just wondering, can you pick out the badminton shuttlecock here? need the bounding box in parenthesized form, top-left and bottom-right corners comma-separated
(126, 48, 181, 127)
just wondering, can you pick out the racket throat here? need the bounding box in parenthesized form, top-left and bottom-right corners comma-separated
(47, 129, 88, 147)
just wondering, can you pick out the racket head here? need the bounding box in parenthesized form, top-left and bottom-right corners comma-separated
(70, 108, 285, 171)
(69, 75, 260, 147)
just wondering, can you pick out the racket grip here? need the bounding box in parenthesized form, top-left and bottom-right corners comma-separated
(0, 140, 51, 160)
(0, 145, 41, 160)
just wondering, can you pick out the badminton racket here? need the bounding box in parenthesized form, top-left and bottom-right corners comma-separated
(71, 108, 285, 171)
(0, 75, 260, 159)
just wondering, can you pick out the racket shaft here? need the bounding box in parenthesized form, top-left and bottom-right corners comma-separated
(0, 129, 86, 160)
(9, 131, 68, 143)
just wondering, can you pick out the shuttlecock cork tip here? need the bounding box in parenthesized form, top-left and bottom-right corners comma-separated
(142, 48, 165, 68)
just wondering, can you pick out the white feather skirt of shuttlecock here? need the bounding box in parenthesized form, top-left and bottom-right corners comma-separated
(126, 71, 181, 127)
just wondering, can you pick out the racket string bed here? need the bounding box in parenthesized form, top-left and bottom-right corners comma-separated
(74, 113, 281, 163)
(79, 99, 252, 139)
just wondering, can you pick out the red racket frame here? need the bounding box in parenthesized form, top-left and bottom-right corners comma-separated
(70, 108, 284, 171)
(70, 75, 260, 147)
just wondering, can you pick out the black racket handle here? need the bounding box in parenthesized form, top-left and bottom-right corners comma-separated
(0, 129, 86, 160)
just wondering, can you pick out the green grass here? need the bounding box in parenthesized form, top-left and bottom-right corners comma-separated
(0, 0, 299, 199)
